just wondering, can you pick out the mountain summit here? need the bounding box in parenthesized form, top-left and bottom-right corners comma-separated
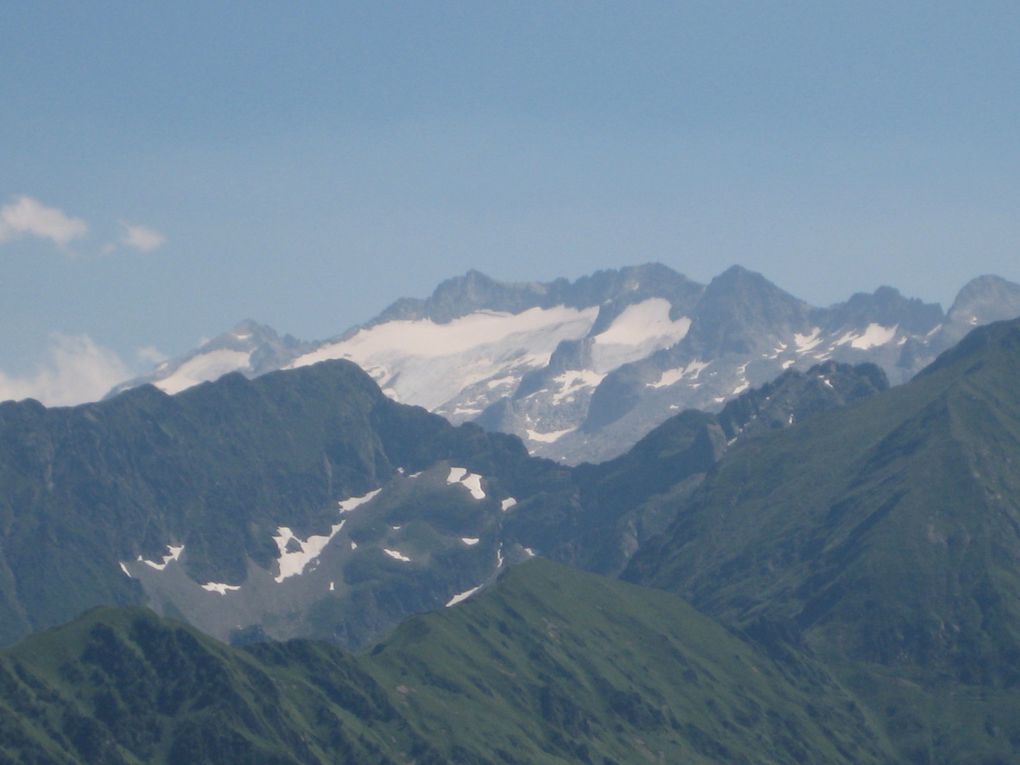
(108, 265, 1020, 462)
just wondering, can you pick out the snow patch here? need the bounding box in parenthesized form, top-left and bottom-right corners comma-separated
(273, 521, 345, 583)
(850, 323, 898, 350)
(383, 548, 412, 562)
(551, 369, 605, 403)
(794, 329, 822, 353)
(446, 467, 486, 499)
(202, 582, 240, 595)
(140, 544, 184, 571)
(526, 427, 573, 444)
(338, 488, 381, 513)
(445, 584, 482, 607)
(647, 359, 710, 389)
(461, 537, 479, 546)
(119, 562, 133, 577)
(590, 299, 691, 373)
(486, 375, 516, 389)
(500, 497, 517, 511)
(155, 349, 253, 395)
(287, 305, 598, 411)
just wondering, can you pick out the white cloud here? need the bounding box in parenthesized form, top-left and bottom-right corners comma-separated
(136, 345, 167, 365)
(0, 334, 132, 407)
(119, 221, 166, 253)
(0, 195, 88, 248)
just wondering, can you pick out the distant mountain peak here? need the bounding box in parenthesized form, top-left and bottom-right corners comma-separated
(949, 273, 1020, 317)
(107, 265, 1020, 464)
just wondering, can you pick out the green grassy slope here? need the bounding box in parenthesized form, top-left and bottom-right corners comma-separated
(505, 361, 887, 576)
(0, 560, 894, 765)
(358, 558, 891, 764)
(625, 318, 1020, 763)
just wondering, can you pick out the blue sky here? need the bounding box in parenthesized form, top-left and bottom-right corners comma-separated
(2, 2, 1019, 402)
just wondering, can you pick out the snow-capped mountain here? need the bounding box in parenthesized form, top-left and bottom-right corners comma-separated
(106, 319, 311, 398)
(110, 265, 1020, 463)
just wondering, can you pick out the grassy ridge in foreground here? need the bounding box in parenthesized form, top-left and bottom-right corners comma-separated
(0, 560, 893, 764)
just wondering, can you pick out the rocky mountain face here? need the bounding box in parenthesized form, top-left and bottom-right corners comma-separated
(0, 360, 568, 649)
(503, 359, 889, 578)
(0, 352, 880, 651)
(108, 265, 1020, 464)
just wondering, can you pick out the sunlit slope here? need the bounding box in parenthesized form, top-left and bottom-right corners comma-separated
(628, 318, 1020, 677)
(625, 318, 1020, 763)
(0, 560, 893, 765)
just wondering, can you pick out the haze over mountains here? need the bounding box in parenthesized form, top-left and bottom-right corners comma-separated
(109, 264, 1020, 463)
(4, 264, 1020, 763)
(4, 313, 1020, 762)
(5, 314, 1020, 762)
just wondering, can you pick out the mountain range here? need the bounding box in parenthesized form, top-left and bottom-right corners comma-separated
(107, 265, 1020, 463)
(3, 268, 1020, 762)
(0, 349, 885, 651)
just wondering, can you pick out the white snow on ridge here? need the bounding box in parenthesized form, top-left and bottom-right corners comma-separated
(383, 548, 412, 562)
(486, 375, 516, 389)
(648, 360, 709, 389)
(461, 537, 479, 545)
(591, 299, 691, 373)
(140, 544, 184, 571)
(273, 521, 345, 583)
(445, 584, 482, 607)
(731, 362, 750, 396)
(286, 306, 598, 411)
(526, 427, 573, 444)
(338, 488, 381, 513)
(834, 323, 898, 351)
(850, 323, 898, 350)
(155, 349, 253, 395)
(201, 582, 241, 595)
(794, 328, 822, 353)
(119, 562, 132, 577)
(500, 497, 517, 511)
(551, 369, 605, 404)
(446, 467, 486, 499)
